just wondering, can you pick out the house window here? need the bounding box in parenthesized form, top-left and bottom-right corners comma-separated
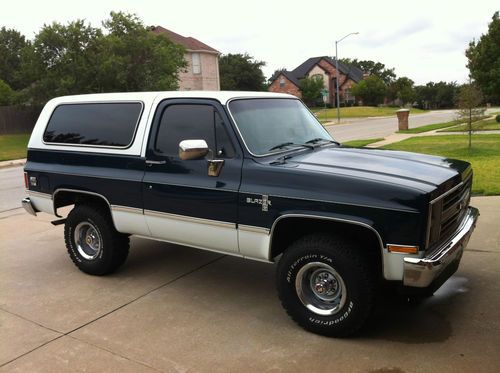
(279, 77, 285, 88)
(192, 53, 201, 74)
(344, 89, 353, 102)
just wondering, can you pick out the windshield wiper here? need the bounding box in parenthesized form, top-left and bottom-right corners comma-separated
(305, 138, 340, 146)
(268, 142, 314, 151)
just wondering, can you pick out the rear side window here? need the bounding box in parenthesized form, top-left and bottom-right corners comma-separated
(43, 102, 143, 147)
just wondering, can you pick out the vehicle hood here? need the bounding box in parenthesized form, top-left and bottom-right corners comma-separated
(285, 146, 470, 190)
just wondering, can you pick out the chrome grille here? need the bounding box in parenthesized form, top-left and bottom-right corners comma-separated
(440, 178, 471, 241)
(427, 174, 472, 251)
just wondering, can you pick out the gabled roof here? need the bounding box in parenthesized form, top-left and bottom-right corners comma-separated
(278, 71, 301, 87)
(270, 56, 364, 87)
(151, 26, 219, 53)
(292, 56, 364, 83)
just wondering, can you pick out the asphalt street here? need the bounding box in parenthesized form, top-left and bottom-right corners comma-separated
(328, 108, 496, 142)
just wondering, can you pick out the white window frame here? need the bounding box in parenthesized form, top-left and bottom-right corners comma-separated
(192, 53, 201, 74)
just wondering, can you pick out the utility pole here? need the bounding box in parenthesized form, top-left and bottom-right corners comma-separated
(335, 32, 359, 123)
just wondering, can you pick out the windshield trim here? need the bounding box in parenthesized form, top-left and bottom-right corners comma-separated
(226, 97, 336, 158)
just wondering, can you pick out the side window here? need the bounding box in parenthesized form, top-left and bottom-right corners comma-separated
(43, 103, 142, 147)
(155, 104, 215, 156)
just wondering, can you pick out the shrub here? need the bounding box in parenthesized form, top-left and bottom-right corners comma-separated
(496, 114, 500, 123)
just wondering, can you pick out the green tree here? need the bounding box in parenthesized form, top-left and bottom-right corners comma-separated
(341, 58, 396, 85)
(220, 53, 266, 91)
(415, 81, 458, 109)
(19, 12, 186, 105)
(387, 77, 416, 106)
(457, 83, 484, 148)
(351, 75, 387, 106)
(98, 11, 186, 92)
(0, 27, 28, 90)
(0, 79, 14, 105)
(466, 12, 500, 103)
(20, 20, 103, 105)
(300, 76, 324, 106)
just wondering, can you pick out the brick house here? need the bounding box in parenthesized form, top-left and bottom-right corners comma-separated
(268, 56, 364, 106)
(151, 26, 221, 91)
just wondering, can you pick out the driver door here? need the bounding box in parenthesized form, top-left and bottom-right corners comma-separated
(142, 99, 243, 254)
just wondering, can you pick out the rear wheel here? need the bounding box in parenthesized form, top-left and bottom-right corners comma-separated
(277, 234, 377, 337)
(64, 204, 129, 275)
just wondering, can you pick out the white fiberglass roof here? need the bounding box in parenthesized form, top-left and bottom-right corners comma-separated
(47, 91, 295, 106)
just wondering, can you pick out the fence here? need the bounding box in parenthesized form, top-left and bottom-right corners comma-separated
(0, 106, 42, 135)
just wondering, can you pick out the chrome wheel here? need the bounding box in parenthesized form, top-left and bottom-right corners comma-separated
(74, 222, 102, 260)
(295, 262, 347, 316)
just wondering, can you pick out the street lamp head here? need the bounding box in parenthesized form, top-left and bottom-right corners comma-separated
(336, 31, 360, 43)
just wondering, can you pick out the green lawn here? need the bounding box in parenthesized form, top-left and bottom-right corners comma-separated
(0, 134, 30, 161)
(312, 106, 427, 120)
(397, 116, 490, 134)
(343, 138, 384, 147)
(439, 117, 500, 132)
(383, 134, 500, 195)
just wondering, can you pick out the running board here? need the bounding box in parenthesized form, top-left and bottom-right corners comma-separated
(51, 218, 66, 226)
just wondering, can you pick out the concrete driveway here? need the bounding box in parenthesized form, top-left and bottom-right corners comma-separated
(1, 169, 499, 371)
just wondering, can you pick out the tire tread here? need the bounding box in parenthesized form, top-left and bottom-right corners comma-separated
(64, 203, 129, 275)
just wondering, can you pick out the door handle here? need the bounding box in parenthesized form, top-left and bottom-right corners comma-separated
(145, 160, 166, 165)
(207, 159, 224, 177)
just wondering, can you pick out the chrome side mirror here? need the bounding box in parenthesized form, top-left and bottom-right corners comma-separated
(179, 139, 209, 160)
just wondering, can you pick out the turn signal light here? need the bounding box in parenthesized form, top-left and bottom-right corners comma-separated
(387, 244, 419, 254)
(24, 172, 29, 189)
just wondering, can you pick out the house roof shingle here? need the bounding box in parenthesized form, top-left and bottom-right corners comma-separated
(279, 71, 301, 86)
(270, 56, 364, 87)
(151, 26, 219, 53)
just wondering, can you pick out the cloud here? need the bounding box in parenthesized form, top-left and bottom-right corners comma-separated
(354, 18, 433, 47)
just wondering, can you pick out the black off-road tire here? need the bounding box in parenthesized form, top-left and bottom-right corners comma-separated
(64, 204, 129, 275)
(277, 234, 377, 337)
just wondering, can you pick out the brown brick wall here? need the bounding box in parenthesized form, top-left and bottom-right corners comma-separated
(268, 60, 361, 105)
(317, 59, 353, 104)
(268, 74, 302, 98)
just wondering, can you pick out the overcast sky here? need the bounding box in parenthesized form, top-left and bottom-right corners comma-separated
(1, 0, 498, 85)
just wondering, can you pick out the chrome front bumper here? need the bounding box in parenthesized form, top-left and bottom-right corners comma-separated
(403, 206, 479, 288)
(22, 197, 37, 216)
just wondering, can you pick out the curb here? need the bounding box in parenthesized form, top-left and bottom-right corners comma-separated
(0, 158, 26, 169)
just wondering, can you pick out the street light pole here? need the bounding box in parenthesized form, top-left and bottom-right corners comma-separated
(335, 32, 359, 123)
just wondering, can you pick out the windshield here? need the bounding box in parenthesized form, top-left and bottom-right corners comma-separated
(228, 98, 335, 156)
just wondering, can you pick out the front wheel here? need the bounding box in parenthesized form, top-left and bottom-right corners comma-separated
(277, 234, 377, 337)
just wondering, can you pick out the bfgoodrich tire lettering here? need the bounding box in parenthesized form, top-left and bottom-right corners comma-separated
(64, 204, 129, 275)
(277, 234, 376, 337)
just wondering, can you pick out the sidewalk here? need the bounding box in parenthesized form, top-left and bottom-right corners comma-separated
(365, 129, 500, 148)
(0, 158, 26, 169)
